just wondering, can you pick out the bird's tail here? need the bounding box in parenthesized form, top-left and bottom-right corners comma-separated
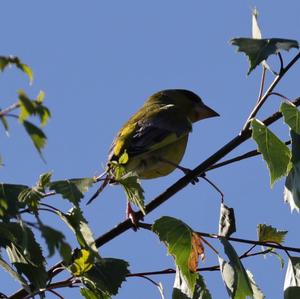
(86, 172, 111, 205)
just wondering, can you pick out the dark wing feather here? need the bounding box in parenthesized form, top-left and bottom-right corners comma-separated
(109, 105, 192, 160)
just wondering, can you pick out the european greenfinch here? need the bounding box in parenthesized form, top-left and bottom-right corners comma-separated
(88, 89, 219, 208)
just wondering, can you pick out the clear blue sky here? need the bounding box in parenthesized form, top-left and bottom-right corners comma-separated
(1, 1, 300, 298)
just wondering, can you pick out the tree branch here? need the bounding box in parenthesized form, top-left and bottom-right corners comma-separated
(0, 102, 19, 118)
(243, 51, 300, 130)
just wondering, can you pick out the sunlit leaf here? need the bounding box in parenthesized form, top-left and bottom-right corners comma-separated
(247, 270, 265, 299)
(280, 101, 300, 134)
(16, 61, 33, 84)
(59, 207, 98, 254)
(0, 56, 33, 83)
(23, 120, 47, 158)
(231, 38, 299, 74)
(18, 90, 35, 122)
(70, 249, 94, 276)
(257, 224, 287, 244)
(284, 256, 300, 298)
(251, 119, 291, 186)
(38, 172, 52, 189)
(173, 269, 212, 299)
(252, 8, 261, 39)
(218, 237, 253, 299)
(219, 203, 236, 237)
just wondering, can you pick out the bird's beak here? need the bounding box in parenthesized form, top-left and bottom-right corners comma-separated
(195, 103, 220, 121)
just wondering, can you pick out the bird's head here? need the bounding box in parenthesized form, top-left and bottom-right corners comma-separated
(147, 89, 219, 123)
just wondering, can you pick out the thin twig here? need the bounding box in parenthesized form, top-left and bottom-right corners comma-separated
(239, 244, 257, 258)
(127, 248, 274, 278)
(47, 289, 64, 299)
(269, 92, 290, 101)
(207, 140, 291, 171)
(243, 51, 300, 130)
(0, 102, 20, 117)
(256, 66, 266, 104)
(278, 52, 284, 74)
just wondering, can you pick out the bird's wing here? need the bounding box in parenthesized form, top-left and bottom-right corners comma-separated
(109, 105, 192, 160)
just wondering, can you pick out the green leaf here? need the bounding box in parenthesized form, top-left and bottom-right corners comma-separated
(18, 188, 43, 211)
(251, 119, 291, 186)
(0, 183, 27, 219)
(15, 61, 34, 84)
(35, 105, 51, 127)
(80, 288, 109, 299)
(0, 255, 30, 292)
(60, 207, 98, 254)
(118, 172, 145, 214)
(246, 270, 265, 299)
(18, 172, 52, 211)
(0, 56, 33, 83)
(38, 172, 52, 189)
(173, 269, 212, 299)
(257, 224, 287, 244)
(18, 90, 50, 126)
(284, 131, 300, 212)
(18, 90, 35, 122)
(219, 203, 236, 237)
(70, 249, 94, 276)
(218, 238, 253, 299)
(152, 217, 198, 295)
(49, 178, 94, 206)
(280, 101, 300, 134)
(268, 251, 285, 269)
(0, 114, 9, 134)
(39, 225, 70, 258)
(231, 38, 299, 74)
(284, 256, 300, 298)
(3, 222, 48, 290)
(23, 120, 47, 157)
(0, 56, 10, 71)
(83, 258, 129, 296)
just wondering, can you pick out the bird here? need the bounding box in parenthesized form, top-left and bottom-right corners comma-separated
(88, 89, 219, 220)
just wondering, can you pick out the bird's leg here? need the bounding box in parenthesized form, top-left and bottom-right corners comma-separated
(157, 157, 199, 184)
(126, 200, 139, 230)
